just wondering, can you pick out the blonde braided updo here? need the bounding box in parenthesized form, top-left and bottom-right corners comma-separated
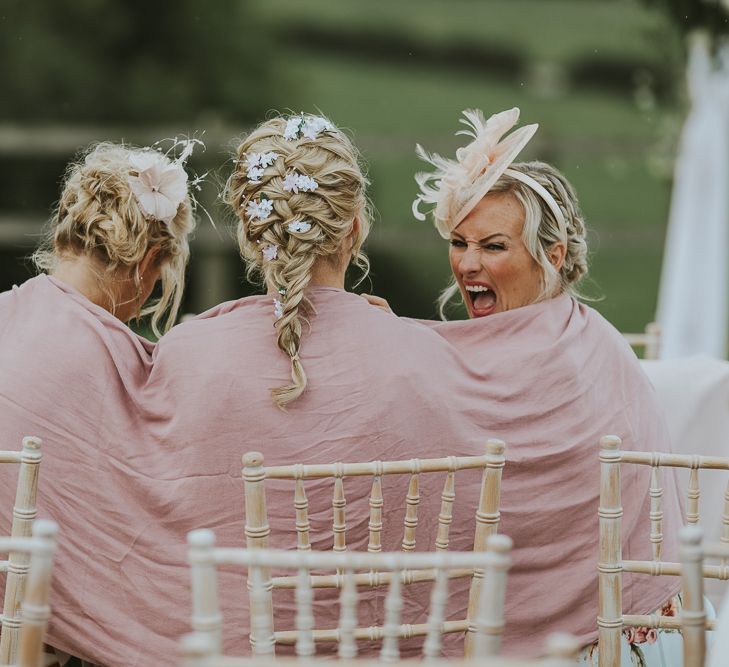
(33, 142, 195, 335)
(225, 115, 371, 408)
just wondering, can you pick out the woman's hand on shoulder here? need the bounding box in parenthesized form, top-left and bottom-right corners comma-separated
(360, 293, 394, 314)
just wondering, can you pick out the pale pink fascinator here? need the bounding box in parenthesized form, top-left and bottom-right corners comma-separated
(412, 107, 566, 239)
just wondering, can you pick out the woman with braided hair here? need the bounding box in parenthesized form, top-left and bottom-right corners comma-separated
(143, 113, 494, 660)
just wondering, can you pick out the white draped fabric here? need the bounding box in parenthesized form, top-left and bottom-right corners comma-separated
(657, 33, 729, 359)
(640, 355, 729, 608)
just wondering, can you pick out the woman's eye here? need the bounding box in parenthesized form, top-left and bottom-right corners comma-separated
(484, 243, 506, 251)
(449, 239, 467, 248)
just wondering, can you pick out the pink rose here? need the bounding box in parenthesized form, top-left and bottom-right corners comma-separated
(623, 628, 637, 644)
(660, 598, 678, 617)
(645, 629, 658, 644)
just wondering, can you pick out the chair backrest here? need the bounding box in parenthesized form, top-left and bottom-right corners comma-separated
(0, 519, 57, 667)
(0, 437, 42, 663)
(622, 322, 661, 359)
(597, 435, 729, 667)
(188, 531, 513, 660)
(179, 629, 581, 667)
(680, 529, 729, 667)
(240, 439, 506, 656)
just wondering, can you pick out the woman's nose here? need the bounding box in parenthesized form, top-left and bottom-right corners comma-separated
(458, 246, 481, 275)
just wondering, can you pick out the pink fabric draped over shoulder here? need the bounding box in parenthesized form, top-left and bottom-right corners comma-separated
(413, 293, 684, 656)
(145, 287, 491, 660)
(0, 275, 157, 665)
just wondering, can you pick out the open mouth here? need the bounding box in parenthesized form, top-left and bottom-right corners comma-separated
(464, 284, 497, 317)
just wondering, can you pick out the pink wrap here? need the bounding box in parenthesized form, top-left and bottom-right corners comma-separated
(0, 276, 682, 664)
(414, 295, 683, 653)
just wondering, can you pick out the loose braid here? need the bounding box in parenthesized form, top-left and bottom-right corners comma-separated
(225, 115, 371, 408)
(33, 142, 195, 335)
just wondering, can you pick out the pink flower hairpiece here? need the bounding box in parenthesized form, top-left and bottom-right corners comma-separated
(127, 136, 207, 225)
(128, 151, 188, 224)
(412, 108, 538, 238)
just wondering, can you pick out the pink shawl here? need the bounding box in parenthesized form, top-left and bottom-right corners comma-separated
(0, 277, 682, 663)
(0, 281, 487, 664)
(0, 275, 156, 665)
(414, 294, 683, 655)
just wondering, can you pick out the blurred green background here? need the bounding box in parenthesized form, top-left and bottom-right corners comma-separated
(0, 0, 707, 332)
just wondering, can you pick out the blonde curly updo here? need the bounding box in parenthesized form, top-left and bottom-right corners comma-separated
(439, 160, 588, 317)
(225, 114, 371, 408)
(34, 142, 195, 335)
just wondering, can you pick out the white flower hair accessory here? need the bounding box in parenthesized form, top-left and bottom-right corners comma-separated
(273, 298, 284, 319)
(412, 107, 547, 238)
(283, 114, 333, 142)
(244, 151, 279, 183)
(287, 220, 312, 234)
(262, 244, 278, 261)
(128, 151, 188, 225)
(283, 171, 318, 194)
(128, 135, 210, 226)
(246, 196, 274, 221)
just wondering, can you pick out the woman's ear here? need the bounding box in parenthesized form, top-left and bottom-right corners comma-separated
(138, 244, 162, 278)
(348, 216, 361, 253)
(548, 242, 566, 272)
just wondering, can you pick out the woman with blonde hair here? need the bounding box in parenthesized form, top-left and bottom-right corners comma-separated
(32, 141, 195, 335)
(0, 140, 197, 665)
(133, 113, 490, 661)
(409, 108, 685, 664)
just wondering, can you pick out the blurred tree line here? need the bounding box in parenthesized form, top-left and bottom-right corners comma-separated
(645, 0, 729, 39)
(0, 0, 277, 123)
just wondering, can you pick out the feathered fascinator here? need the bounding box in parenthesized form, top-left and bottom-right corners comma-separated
(412, 107, 537, 238)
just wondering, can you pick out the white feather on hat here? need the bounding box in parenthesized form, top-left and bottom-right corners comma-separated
(412, 107, 538, 238)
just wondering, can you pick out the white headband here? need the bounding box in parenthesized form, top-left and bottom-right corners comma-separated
(503, 168, 567, 239)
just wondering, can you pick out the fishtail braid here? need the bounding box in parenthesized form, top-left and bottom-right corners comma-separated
(226, 115, 371, 408)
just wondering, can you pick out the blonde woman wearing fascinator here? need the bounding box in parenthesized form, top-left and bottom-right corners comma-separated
(0, 141, 197, 666)
(407, 108, 687, 664)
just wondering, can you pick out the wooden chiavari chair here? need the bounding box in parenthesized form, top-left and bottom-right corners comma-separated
(678, 528, 729, 667)
(0, 437, 42, 663)
(188, 531, 514, 661)
(0, 519, 57, 667)
(235, 439, 505, 656)
(597, 435, 729, 667)
(179, 628, 580, 667)
(622, 322, 661, 360)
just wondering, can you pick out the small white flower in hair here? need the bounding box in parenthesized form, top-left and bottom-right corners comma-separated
(262, 244, 278, 261)
(245, 198, 274, 221)
(283, 171, 319, 194)
(244, 151, 279, 182)
(301, 116, 332, 141)
(287, 220, 312, 234)
(273, 298, 284, 319)
(244, 153, 262, 170)
(259, 151, 279, 168)
(284, 116, 304, 141)
(296, 175, 318, 192)
(283, 172, 301, 193)
(247, 166, 264, 183)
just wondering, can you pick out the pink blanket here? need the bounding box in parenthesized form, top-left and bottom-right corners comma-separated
(414, 294, 683, 654)
(0, 279, 486, 664)
(0, 277, 683, 663)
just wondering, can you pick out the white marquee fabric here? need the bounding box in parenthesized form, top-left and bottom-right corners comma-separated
(656, 34, 729, 359)
(641, 355, 729, 607)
